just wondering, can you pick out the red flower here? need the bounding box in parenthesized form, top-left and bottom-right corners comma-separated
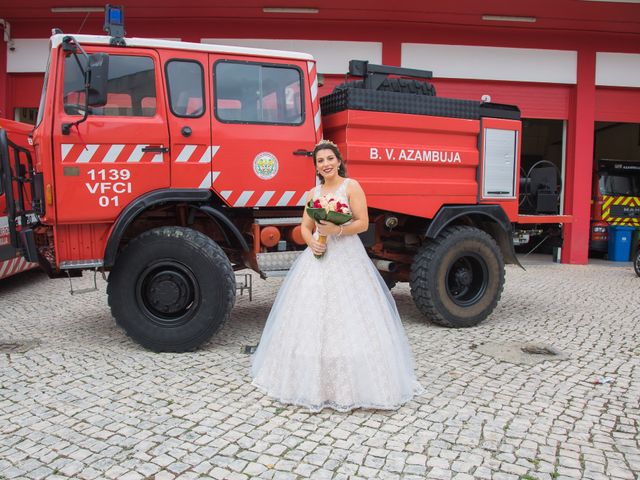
(313, 199, 322, 208)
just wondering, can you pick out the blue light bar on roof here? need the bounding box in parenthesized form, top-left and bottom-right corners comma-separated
(108, 6, 123, 25)
(104, 4, 125, 41)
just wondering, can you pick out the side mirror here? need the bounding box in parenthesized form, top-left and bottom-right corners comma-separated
(87, 53, 109, 107)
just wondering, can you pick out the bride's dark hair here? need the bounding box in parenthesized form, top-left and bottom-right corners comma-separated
(313, 140, 348, 184)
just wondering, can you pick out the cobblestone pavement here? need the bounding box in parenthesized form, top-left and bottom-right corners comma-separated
(1, 256, 639, 480)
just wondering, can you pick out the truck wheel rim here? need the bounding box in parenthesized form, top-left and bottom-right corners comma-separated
(136, 260, 201, 327)
(445, 253, 488, 307)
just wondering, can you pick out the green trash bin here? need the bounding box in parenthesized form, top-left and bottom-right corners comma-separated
(632, 227, 640, 259)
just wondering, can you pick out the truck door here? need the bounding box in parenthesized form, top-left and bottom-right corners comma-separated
(52, 48, 170, 223)
(207, 55, 316, 207)
(159, 52, 212, 189)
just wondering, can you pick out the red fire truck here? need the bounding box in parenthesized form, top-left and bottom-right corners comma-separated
(589, 159, 640, 252)
(0, 119, 39, 280)
(1, 10, 529, 351)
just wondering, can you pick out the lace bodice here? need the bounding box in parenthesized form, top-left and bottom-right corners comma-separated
(314, 178, 350, 205)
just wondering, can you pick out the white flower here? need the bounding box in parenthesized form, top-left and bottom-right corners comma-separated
(318, 196, 329, 209)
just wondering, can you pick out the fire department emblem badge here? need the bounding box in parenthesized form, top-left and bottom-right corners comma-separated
(253, 152, 279, 180)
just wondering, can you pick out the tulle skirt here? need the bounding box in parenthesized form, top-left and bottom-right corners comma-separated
(251, 233, 424, 413)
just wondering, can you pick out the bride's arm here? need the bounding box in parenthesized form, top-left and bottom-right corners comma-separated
(301, 189, 326, 255)
(318, 180, 369, 236)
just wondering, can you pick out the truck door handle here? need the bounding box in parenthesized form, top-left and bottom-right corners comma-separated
(142, 145, 169, 153)
(293, 149, 313, 157)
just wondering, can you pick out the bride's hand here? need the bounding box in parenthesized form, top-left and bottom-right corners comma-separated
(309, 237, 326, 256)
(317, 220, 341, 236)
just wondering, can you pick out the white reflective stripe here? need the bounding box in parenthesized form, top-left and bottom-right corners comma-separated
(14, 257, 26, 273)
(76, 144, 99, 163)
(311, 76, 318, 102)
(176, 145, 196, 163)
(61, 144, 73, 162)
(220, 190, 232, 200)
(151, 154, 163, 163)
(211, 145, 220, 160)
(0, 259, 11, 278)
(102, 144, 125, 163)
(3, 259, 16, 278)
(198, 146, 212, 163)
(3, 259, 16, 277)
(307, 61, 314, 73)
(12, 257, 25, 274)
(198, 172, 212, 188)
(127, 145, 146, 163)
(314, 110, 321, 131)
(255, 191, 275, 207)
(198, 171, 220, 188)
(276, 191, 295, 206)
(8, 258, 20, 276)
(296, 191, 308, 206)
(234, 191, 254, 207)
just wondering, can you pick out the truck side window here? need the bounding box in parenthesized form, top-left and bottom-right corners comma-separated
(63, 55, 156, 117)
(214, 61, 303, 125)
(166, 60, 205, 117)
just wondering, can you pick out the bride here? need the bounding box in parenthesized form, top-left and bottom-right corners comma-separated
(251, 140, 423, 412)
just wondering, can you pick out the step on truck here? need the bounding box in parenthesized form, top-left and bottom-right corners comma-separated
(0, 8, 524, 351)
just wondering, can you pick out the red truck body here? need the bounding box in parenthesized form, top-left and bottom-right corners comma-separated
(323, 110, 520, 220)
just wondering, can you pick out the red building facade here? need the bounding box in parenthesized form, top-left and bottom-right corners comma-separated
(1, 1, 639, 264)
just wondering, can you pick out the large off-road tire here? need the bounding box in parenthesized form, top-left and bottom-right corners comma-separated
(634, 250, 640, 277)
(410, 226, 504, 328)
(107, 226, 236, 352)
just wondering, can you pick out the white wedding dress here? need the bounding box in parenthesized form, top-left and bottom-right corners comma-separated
(251, 179, 423, 412)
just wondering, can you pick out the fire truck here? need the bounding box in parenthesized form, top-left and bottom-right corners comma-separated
(1, 8, 528, 351)
(0, 119, 39, 280)
(589, 159, 640, 252)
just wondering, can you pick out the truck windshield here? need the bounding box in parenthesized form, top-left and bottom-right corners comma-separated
(35, 51, 52, 127)
(599, 173, 640, 196)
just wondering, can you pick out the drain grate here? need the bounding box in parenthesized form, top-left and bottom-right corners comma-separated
(474, 341, 566, 365)
(0, 340, 40, 354)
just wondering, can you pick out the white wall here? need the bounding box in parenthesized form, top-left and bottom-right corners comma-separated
(596, 53, 640, 88)
(7, 39, 49, 73)
(402, 43, 577, 84)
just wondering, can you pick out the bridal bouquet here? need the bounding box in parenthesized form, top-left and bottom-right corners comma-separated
(306, 197, 352, 258)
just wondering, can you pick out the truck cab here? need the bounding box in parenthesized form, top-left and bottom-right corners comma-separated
(32, 34, 318, 270)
